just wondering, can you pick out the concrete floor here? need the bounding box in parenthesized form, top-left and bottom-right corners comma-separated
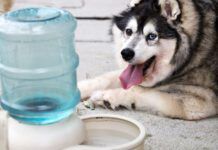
(12, 0, 218, 149)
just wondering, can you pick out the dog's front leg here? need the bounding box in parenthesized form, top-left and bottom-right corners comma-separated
(89, 85, 218, 120)
(78, 70, 122, 100)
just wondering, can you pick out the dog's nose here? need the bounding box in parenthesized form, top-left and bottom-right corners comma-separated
(121, 48, 135, 61)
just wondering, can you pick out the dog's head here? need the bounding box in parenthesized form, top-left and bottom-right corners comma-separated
(113, 0, 188, 89)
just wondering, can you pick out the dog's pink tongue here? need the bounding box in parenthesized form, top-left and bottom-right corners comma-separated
(119, 64, 144, 89)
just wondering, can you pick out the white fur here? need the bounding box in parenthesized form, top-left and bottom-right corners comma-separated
(143, 22, 157, 35)
(129, 0, 141, 7)
(140, 39, 176, 87)
(132, 37, 158, 65)
(126, 17, 138, 33)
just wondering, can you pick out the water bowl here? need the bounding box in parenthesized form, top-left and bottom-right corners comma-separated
(67, 114, 146, 150)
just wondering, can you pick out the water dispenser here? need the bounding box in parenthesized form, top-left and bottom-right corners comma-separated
(0, 7, 80, 125)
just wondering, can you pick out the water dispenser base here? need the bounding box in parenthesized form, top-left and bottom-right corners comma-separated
(8, 114, 86, 150)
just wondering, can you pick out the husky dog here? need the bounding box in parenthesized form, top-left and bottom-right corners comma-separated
(79, 0, 218, 120)
(0, 0, 13, 14)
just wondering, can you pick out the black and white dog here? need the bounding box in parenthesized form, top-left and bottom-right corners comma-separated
(79, 0, 218, 120)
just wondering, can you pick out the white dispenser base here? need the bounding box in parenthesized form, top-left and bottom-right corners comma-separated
(8, 114, 86, 150)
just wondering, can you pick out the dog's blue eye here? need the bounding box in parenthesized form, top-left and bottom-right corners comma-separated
(146, 33, 158, 41)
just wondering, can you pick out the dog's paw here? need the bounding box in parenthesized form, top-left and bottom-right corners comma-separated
(184, 110, 210, 121)
(89, 91, 118, 110)
(88, 90, 131, 110)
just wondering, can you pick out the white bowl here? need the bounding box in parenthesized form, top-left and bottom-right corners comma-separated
(66, 114, 146, 150)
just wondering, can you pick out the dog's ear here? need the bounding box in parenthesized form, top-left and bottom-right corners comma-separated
(129, 0, 141, 7)
(159, 0, 180, 20)
(113, 15, 126, 31)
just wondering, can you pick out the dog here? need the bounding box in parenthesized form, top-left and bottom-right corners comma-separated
(0, 0, 13, 14)
(79, 0, 218, 120)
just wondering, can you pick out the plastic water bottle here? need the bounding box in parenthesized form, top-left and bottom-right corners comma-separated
(0, 7, 80, 125)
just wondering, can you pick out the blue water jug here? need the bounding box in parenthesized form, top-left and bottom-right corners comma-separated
(0, 7, 80, 125)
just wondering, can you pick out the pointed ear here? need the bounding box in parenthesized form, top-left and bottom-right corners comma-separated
(159, 0, 181, 20)
(129, 0, 141, 7)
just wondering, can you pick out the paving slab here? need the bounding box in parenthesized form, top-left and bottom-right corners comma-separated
(76, 20, 112, 42)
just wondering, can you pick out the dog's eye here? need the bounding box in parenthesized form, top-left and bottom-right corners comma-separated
(146, 33, 158, 41)
(125, 29, 133, 36)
